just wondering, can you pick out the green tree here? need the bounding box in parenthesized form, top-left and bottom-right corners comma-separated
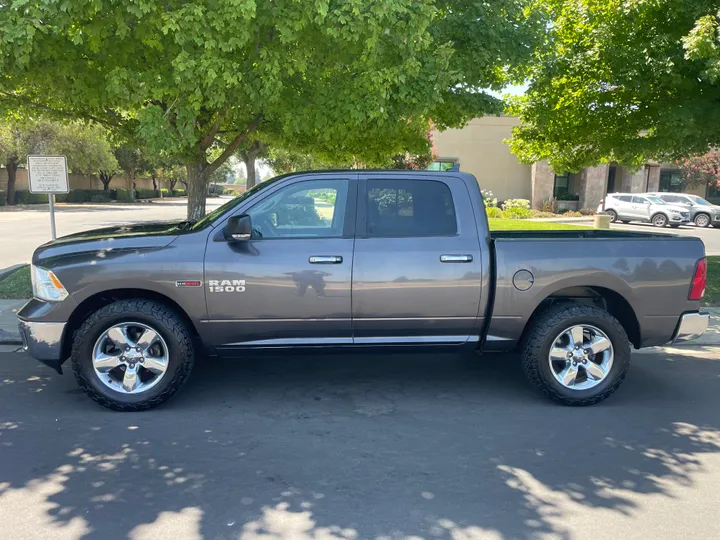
(0, 120, 57, 204)
(1, 0, 539, 219)
(209, 160, 236, 185)
(54, 123, 120, 190)
(508, 0, 720, 171)
(114, 146, 143, 200)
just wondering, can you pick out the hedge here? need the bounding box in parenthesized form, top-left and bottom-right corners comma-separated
(11, 187, 187, 205)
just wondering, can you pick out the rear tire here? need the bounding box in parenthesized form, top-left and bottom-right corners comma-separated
(651, 213, 668, 227)
(71, 299, 195, 411)
(605, 209, 617, 222)
(520, 303, 631, 406)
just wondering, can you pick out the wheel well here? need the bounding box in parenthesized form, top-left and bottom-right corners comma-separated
(62, 289, 200, 360)
(524, 286, 641, 348)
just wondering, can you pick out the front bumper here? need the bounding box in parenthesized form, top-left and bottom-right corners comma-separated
(19, 320, 66, 373)
(671, 312, 709, 344)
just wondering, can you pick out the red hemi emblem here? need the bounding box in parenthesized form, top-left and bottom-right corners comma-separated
(175, 280, 202, 287)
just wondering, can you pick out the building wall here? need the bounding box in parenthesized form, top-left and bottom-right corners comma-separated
(432, 116, 531, 201)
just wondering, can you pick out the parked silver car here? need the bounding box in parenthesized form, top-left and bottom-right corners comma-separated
(598, 193, 691, 227)
(646, 192, 720, 228)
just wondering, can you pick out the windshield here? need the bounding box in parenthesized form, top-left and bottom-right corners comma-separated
(190, 175, 286, 230)
(645, 196, 665, 204)
(689, 195, 712, 206)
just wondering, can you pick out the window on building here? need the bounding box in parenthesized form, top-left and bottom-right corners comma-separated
(659, 170, 684, 192)
(365, 179, 457, 237)
(427, 160, 458, 171)
(553, 173, 570, 197)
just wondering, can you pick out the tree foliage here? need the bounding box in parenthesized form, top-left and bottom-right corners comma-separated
(0, 119, 57, 204)
(677, 150, 720, 190)
(1, 0, 540, 218)
(508, 0, 720, 172)
(54, 123, 119, 181)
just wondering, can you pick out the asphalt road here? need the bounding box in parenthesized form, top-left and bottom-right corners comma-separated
(1, 346, 719, 539)
(609, 221, 720, 255)
(0, 198, 227, 271)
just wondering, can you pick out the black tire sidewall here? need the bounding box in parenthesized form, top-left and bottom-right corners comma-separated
(74, 306, 189, 407)
(534, 312, 630, 402)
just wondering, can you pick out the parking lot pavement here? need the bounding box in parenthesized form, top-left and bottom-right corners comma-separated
(609, 221, 720, 255)
(1, 347, 719, 539)
(0, 198, 227, 270)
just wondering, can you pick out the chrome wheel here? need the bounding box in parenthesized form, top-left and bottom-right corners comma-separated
(548, 324, 614, 391)
(606, 210, 617, 222)
(695, 214, 710, 227)
(92, 322, 169, 394)
(652, 214, 667, 227)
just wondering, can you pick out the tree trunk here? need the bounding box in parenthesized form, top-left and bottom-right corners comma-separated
(126, 171, 136, 201)
(244, 153, 257, 189)
(186, 162, 208, 220)
(99, 172, 114, 191)
(152, 174, 158, 192)
(5, 159, 19, 206)
(169, 179, 178, 191)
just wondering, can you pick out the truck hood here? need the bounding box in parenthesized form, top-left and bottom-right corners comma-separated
(32, 220, 189, 266)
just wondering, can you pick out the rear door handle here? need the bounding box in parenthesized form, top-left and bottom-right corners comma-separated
(440, 254, 473, 263)
(309, 255, 343, 264)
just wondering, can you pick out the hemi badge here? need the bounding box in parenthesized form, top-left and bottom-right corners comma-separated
(176, 280, 202, 287)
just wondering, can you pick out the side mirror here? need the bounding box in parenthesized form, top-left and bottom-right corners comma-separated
(224, 214, 252, 241)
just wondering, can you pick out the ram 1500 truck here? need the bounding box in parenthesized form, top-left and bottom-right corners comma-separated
(18, 171, 709, 410)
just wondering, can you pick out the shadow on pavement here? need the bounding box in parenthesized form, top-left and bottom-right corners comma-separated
(0, 350, 718, 538)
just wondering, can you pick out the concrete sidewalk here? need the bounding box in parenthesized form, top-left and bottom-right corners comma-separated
(2, 298, 720, 347)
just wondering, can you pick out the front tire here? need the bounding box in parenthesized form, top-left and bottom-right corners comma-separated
(694, 213, 711, 228)
(521, 303, 631, 406)
(71, 299, 196, 411)
(651, 213, 668, 227)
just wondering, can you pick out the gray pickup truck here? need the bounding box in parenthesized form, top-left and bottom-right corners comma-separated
(18, 171, 709, 410)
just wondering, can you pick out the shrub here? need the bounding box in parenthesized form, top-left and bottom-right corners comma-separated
(504, 207, 534, 219)
(541, 198, 557, 213)
(485, 206, 503, 218)
(114, 189, 133, 202)
(0, 190, 6, 206)
(172, 189, 186, 197)
(64, 189, 111, 203)
(481, 189, 497, 207)
(15, 191, 47, 204)
(502, 198, 531, 211)
(531, 210, 556, 218)
(91, 194, 112, 203)
(561, 210, 584, 217)
(579, 208, 596, 216)
(136, 189, 159, 199)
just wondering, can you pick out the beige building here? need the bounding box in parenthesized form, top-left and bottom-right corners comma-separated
(432, 116, 707, 210)
(0, 168, 173, 194)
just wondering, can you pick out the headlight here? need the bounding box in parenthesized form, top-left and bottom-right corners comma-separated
(31, 265, 69, 302)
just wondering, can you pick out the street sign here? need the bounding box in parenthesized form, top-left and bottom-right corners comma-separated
(27, 155, 69, 194)
(27, 155, 69, 241)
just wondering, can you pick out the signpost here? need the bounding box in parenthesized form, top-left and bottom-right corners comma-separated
(27, 155, 69, 240)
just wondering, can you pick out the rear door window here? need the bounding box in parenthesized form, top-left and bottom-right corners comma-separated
(365, 179, 457, 237)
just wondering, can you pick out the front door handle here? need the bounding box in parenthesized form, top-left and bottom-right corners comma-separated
(440, 254, 473, 263)
(309, 255, 343, 264)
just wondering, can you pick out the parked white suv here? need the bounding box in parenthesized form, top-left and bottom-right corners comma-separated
(598, 193, 691, 227)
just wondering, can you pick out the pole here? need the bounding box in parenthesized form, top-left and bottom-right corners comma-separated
(48, 194, 57, 240)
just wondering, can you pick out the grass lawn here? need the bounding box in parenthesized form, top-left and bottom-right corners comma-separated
(0, 265, 32, 299)
(488, 218, 591, 231)
(705, 256, 720, 307)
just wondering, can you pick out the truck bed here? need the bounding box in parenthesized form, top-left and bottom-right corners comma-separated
(490, 229, 686, 240)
